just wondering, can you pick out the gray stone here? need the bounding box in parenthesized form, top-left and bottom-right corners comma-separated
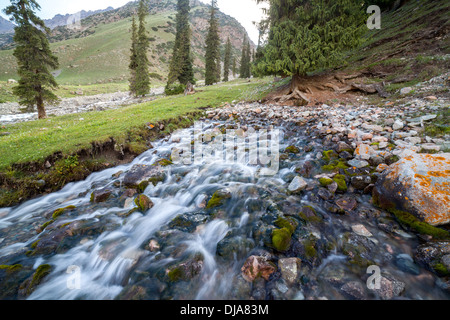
(348, 159, 369, 169)
(288, 176, 308, 193)
(393, 120, 404, 130)
(278, 258, 302, 284)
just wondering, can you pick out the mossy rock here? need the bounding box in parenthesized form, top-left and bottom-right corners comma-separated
(20, 264, 52, 296)
(154, 159, 173, 167)
(298, 206, 322, 224)
(206, 190, 231, 210)
(0, 264, 23, 274)
(389, 208, 450, 240)
(333, 174, 348, 192)
(322, 160, 349, 172)
(274, 216, 298, 234)
(52, 205, 76, 220)
(134, 194, 154, 212)
(432, 262, 450, 276)
(272, 228, 292, 252)
(323, 150, 338, 162)
(285, 145, 300, 154)
(319, 177, 333, 187)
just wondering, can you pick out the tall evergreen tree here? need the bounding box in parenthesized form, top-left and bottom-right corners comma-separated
(133, 0, 150, 97)
(4, 0, 59, 119)
(232, 56, 236, 78)
(204, 0, 220, 85)
(256, 0, 366, 99)
(239, 36, 248, 79)
(167, 0, 194, 87)
(129, 15, 138, 94)
(223, 37, 232, 82)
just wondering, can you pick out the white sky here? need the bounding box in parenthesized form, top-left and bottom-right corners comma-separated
(0, 0, 267, 43)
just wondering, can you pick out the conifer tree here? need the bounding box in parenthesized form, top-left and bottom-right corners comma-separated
(223, 37, 232, 82)
(256, 0, 366, 100)
(133, 0, 150, 97)
(4, 0, 59, 119)
(232, 56, 236, 78)
(129, 15, 138, 94)
(239, 36, 248, 79)
(167, 0, 194, 87)
(204, 0, 220, 85)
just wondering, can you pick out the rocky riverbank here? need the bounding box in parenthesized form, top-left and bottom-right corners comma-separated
(0, 91, 449, 300)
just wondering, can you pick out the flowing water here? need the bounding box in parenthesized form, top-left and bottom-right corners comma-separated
(0, 117, 448, 300)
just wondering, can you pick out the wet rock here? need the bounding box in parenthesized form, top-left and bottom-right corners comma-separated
(318, 188, 333, 201)
(288, 176, 308, 193)
(373, 152, 450, 226)
(350, 176, 372, 190)
(351, 224, 373, 238)
(217, 236, 255, 260)
(169, 213, 209, 233)
(134, 194, 154, 212)
(90, 188, 112, 203)
(348, 159, 369, 169)
(123, 164, 166, 189)
(335, 197, 358, 213)
(167, 254, 204, 282)
(340, 281, 367, 300)
(374, 275, 406, 300)
(241, 256, 277, 282)
(206, 189, 232, 209)
(395, 254, 420, 275)
(18, 264, 52, 297)
(415, 241, 450, 269)
(278, 257, 302, 284)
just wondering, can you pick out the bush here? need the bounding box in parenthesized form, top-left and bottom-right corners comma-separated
(165, 84, 186, 96)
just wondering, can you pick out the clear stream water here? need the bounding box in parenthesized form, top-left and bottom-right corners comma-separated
(0, 119, 448, 300)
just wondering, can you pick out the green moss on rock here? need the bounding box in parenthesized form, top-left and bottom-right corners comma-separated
(319, 177, 333, 186)
(0, 264, 23, 274)
(333, 174, 348, 192)
(51, 205, 76, 220)
(134, 194, 153, 212)
(272, 228, 292, 252)
(274, 216, 298, 234)
(285, 145, 300, 154)
(323, 150, 338, 162)
(206, 191, 231, 210)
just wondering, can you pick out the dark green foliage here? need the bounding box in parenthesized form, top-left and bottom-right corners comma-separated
(204, 0, 220, 85)
(223, 37, 232, 81)
(165, 83, 186, 96)
(239, 35, 251, 78)
(4, 0, 59, 119)
(167, 0, 194, 87)
(129, 16, 138, 93)
(131, 0, 151, 97)
(256, 0, 367, 78)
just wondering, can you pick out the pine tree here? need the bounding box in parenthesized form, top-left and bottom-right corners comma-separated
(246, 40, 252, 78)
(133, 0, 150, 97)
(204, 0, 220, 86)
(239, 36, 248, 79)
(167, 0, 194, 87)
(223, 37, 232, 82)
(256, 0, 366, 99)
(232, 57, 236, 78)
(4, 0, 59, 119)
(129, 15, 138, 94)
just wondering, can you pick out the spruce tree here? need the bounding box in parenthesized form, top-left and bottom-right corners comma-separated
(232, 57, 236, 78)
(204, 0, 220, 85)
(167, 0, 194, 87)
(4, 0, 59, 119)
(223, 37, 232, 82)
(239, 36, 248, 79)
(129, 15, 138, 94)
(133, 0, 150, 97)
(256, 0, 366, 99)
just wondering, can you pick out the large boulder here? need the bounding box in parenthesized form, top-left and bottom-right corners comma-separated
(373, 152, 450, 226)
(123, 164, 166, 189)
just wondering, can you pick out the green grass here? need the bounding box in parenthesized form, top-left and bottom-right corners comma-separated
(0, 78, 271, 170)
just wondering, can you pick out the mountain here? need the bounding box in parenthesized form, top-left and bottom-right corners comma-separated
(0, 16, 15, 34)
(0, 0, 254, 85)
(43, 7, 115, 30)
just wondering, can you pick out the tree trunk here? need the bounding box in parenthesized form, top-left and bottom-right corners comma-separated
(37, 95, 47, 119)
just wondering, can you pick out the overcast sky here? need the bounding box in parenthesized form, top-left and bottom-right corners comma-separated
(0, 0, 267, 43)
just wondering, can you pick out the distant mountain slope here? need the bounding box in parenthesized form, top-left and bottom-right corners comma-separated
(43, 7, 115, 30)
(0, 0, 254, 85)
(0, 16, 14, 34)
